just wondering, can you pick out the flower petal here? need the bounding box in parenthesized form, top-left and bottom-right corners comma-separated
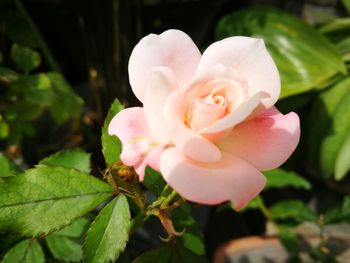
(187, 97, 226, 131)
(197, 37, 280, 108)
(218, 107, 300, 171)
(143, 67, 177, 143)
(108, 107, 152, 166)
(135, 146, 165, 181)
(129, 29, 201, 102)
(199, 91, 268, 134)
(164, 89, 221, 163)
(184, 64, 249, 107)
(160, 147, 266, 210)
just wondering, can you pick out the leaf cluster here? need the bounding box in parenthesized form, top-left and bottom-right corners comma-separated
(0, 44, 83, 146)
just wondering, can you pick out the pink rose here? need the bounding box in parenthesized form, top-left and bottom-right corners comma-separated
(109, 30, 300, 210)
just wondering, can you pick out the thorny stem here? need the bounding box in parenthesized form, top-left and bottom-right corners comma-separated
(161, 189, 178, 208)
(160, 184, 172, 197)
(14, 0, 60, 71)
(146, 185, 183, 241)
(147, 187, 178, 212)
(106, 166, 183, 240)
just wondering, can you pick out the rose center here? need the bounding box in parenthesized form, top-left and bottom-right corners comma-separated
(206, 94, 227, 108)
(186, 91, 228, 131)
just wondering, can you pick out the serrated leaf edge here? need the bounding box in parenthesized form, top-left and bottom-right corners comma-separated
(0, 165, 114, 237)
(39, 148, 92, 173)
(83, 194, 130, 263)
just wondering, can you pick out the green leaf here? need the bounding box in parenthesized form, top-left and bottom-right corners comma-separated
(5, 120, 23, 145)
(45, 217, 90, 262)
(325, 196, 350, 224)
(40, 148, 91, 173)
(216, 7, 346, 99)
(335, 134, 350, 180)
(52, 217, 91, 238)
(0, 234, 23, 259)
(0, 50, 3, 64)
(47, 72, 83, 124)
(11, 44, 41, 73)
(269, 200, 317, 223)
(0, 165, 113, 236)
(102, 99, 123, 166)
(278, 227, 300, 254)
(0, 153, 17, 177)
(178, 232, 205, 256)
(319, 18, 350, 34)
(241, 196, 264, 211)
(133, 246, 171, 263)
(46, 235, 83, 262)
(320, 19, 350, 68)
(0, 66, 19, 83)
(1, 239, 44, 263)
(144, 167, 166, 197)
(309, 248, 338, 263)
(337, 37, 350, 62)
(10, 74, 53, 106)
(278, 227, 300, 255)
(172, 204, 205, 255)
(4, 121, 36, 145)
(0, 119, 9, 139)
(263, 169, 311, 190)
(83, 194, 131, 263)
(341, 0, 350, 14)
(307, 77, 350, 168)
(133, 244, 208, 263)
(320, 91, 350, 177)
(5, 100, 44, 122)
(170, 245, 208, 263)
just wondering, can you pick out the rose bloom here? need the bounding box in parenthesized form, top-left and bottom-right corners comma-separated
(109, 30, 300, 210)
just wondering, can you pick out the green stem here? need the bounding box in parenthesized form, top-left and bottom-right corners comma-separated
(147, 187, 178, 214)
(161, 189, 178, 208)
(258, 198, 273, 222)
(160, 184, 172, 197)
(319, 214, 327, 250)
(258, 198, 281, 232)
(14, 0, 60, 71)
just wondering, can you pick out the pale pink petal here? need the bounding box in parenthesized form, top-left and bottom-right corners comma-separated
(108, 107, 151, 141)
(129, 29, 201, 102)
(135, 146, 165, 181)
(164, 89, 221, 162)
(183, 64, 249, 108)
(143, 67, 177, 143)
(160, 147, 266, 210)
(199, 91, 268, 134)
(218, 107, 300, 171)
(108, 107, 152, 166)
(187, 98, 226, 131)
(197, 37, 280, 108)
